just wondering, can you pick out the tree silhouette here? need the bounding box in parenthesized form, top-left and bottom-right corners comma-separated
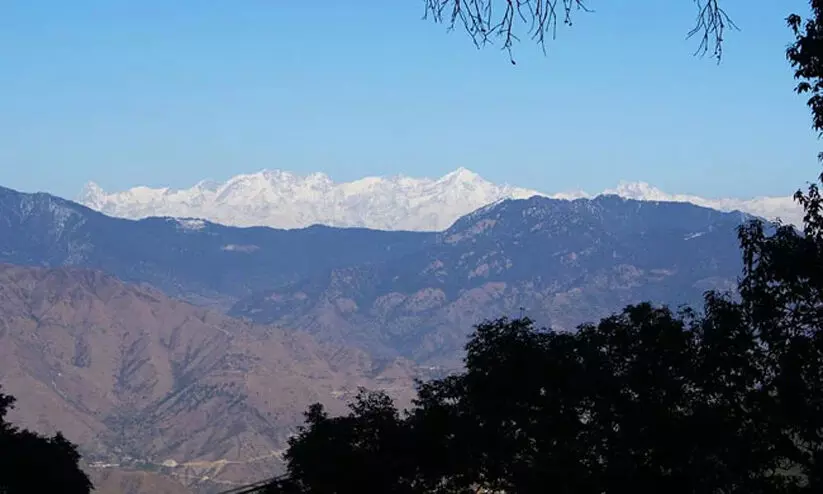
(259, 390, 420, 494)
(0, 387, 93, 494)
(788, 1, 823, 156)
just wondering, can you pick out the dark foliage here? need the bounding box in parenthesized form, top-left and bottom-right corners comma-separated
(788, 1, 823, 146)
(0, 388, 92, 494)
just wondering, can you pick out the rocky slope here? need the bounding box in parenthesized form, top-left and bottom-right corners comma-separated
(230, 195, 748, 367)
(0, 264, 418, 492)
(87, 468, 195, 494)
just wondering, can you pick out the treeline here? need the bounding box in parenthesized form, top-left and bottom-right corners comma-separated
(254, 193, 823, 493)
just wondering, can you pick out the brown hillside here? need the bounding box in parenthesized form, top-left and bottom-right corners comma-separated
(0, 264, 418, 490)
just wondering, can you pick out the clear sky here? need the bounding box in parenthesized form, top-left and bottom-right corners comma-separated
(0, 0, 819, 200)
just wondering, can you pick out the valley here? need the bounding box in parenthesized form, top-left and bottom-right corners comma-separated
(1, 3, 814, 490)
(0, 262, 418, 492)
(0, 183, 753, 493)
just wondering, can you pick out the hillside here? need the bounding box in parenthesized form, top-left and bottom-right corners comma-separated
(0, 185, 431, 309)
(0, 264, 418, 491)
(1, 182, 753, 368)
(230, 195, 748, 366)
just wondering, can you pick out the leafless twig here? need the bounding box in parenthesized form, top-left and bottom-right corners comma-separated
(423, 0, 737, 63)
(687, 0, 738, 62)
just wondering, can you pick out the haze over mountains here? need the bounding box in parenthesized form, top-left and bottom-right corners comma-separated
(77, 168, 803, 230)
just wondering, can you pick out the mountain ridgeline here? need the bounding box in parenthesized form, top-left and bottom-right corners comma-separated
(1, 185, 749, 364)
(76, 168, 804, 229)
(0, 185, 432, 310)
(77, 168, 542, 231)
(0, 183, 755, 492)
(230, 195, 749, 365)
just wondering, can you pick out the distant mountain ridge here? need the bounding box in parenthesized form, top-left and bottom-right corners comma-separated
(0, 182, 755, 487)
(78, 168, 540, 231)
(77, 168, 803, 231)
(0, 185, 432, 309)
(2, 184, 751, 366)
(230, 195, 749, 366)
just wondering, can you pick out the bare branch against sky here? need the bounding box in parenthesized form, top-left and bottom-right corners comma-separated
(422, 0, 737, 63)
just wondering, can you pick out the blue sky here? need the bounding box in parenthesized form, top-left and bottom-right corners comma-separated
(0, 0, 818, 199)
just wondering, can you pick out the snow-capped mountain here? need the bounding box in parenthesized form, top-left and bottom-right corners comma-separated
(77, 168, 541, 231)
(599, 181, 802, 227)
(77, 168, 804, 231)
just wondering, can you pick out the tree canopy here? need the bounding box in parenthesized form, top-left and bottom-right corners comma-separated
(788, 1, 823, 152)
(0, 388, 92, 494)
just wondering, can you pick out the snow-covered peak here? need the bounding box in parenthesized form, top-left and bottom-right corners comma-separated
(439, 167, 481, 183)
(596, 181, 802, 225)
(604, 181, 670, 201)
(77, 169, 805, 231)
(78, 181, 105, 207)
(78, 168, 542, 231)
(193, 179, 221, 192)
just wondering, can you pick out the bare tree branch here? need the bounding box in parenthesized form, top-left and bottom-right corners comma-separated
(422, 0, 737, 64)
(687, 0, 737, 62)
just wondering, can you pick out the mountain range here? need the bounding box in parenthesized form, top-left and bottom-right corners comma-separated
(77, 168, 804, 230)
(78, 168, 538, 231)
(0, 182, 756, 493)
(2, 183, 751, 366)
(0, 185, 431, 310)
(230, 195, 747, 366)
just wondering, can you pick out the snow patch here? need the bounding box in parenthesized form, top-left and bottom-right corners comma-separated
(175, 218, 207, 231)
(221, 244, 260, 253)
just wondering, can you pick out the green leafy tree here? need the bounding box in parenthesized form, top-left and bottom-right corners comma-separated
(0, 387, 93, 494)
